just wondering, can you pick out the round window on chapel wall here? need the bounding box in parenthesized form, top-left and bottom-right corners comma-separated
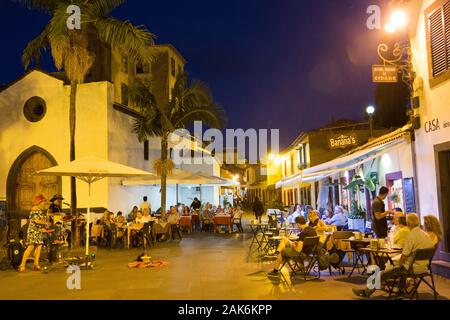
(23, 96, 47, 123)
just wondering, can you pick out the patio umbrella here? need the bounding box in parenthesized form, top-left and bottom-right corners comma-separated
(34, 156, 155, 259)
(122, 169, 239, 186)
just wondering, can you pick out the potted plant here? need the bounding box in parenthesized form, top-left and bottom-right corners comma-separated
(348, 200, 366, 232)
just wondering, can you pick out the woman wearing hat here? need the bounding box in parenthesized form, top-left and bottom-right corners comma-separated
(18, 194, 51, 272)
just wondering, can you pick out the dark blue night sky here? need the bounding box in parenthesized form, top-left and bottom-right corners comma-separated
(0, 0, 389, 148)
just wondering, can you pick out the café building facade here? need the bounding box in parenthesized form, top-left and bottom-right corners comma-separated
(407, 0, 450, 273)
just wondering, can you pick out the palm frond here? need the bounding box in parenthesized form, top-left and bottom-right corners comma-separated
(21, 25, 50, 69)
(91, 0, 125, 17)
(170, 73, 227, 129)
(128, 79, 158, 114)
(11, 0, 62, 14)
(47, 2, 70, 40)
(132, 113, 164, 142)
(94, 17, 155, 64)
(173, 103, 227, 129)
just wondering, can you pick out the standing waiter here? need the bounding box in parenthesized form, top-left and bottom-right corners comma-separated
(371, 187, 394, 238)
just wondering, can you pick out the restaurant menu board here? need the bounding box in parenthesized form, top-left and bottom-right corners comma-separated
(0, 201, 6, 228)
(403, 178, 416, 213)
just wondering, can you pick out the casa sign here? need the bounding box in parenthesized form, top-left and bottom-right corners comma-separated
(328, 134, 359, 150)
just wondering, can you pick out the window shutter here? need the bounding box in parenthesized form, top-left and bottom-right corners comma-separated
(445, 1, 450, 68)
(429, 7, 447, 77)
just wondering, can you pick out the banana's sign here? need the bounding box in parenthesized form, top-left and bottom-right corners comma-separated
(328, 134, 359, 150)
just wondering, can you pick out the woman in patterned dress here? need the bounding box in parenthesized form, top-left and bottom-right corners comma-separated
(18, 194, 51, 272)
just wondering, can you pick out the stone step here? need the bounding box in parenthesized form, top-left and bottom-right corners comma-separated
(432, 260, 450, 279)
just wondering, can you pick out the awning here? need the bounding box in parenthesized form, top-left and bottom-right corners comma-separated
(122, 168, 239, 187)
(275, 125, 411, 188)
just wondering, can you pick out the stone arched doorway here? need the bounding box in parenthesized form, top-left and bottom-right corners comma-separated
(6, 146, 61, 238)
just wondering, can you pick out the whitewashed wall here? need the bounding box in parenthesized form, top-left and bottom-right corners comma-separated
(411, 0, 450, 217)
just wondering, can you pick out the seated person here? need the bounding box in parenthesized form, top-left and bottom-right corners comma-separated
(133, 211, 144, 230)
(115, 211, 125, 224)
(387, 211, 406, 244)
(225, 204, 233, 215)
(384, 216, 410, 270)
(127, 206, 139, 223)
(423, 215, 443, 247)
(268, 216, 317, 277)
(216, 205, 224, 214)
(232, 205, 243, 219)
(182, 206, 190, 216)
(353, 214, 434, 298)
(393, 216, 410, 247)
(322, 208, 333, 221)
(286, 204, 302, 224)
(142, 208, 152, 223)
(308, 210, 329, 232)
(325, 206, 348, 230)
(167, 206, 182, 240)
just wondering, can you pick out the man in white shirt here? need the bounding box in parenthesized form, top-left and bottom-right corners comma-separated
(353, 213, 434, 298)
(140, 196, 151, 214)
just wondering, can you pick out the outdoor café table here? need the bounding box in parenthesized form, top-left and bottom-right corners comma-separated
(360, 247, 403, 270)
(213, 215, 232, 233)
(179, 216, 192, 233)
(152, 221, 171, 239)
(342, 239, 372, 277)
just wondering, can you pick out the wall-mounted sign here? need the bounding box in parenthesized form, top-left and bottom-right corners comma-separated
(403, 178, 416, 213)
(372, 65, 398, 83)
(328, 134, 359, 150)
(424, 118, 450, 134)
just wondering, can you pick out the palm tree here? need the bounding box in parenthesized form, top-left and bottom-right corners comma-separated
(16, 0, 155, 247)
(130, 72, 226, 217)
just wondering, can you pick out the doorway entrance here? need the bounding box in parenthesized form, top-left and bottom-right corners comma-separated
(435, 142, 450, 258)
(6, 146, 61, 238)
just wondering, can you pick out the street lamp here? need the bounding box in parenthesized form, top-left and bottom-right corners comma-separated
(367, 106, 375, 138)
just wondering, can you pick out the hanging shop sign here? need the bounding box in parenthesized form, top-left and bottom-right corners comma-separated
(372, 65, 398, 83)
(328, 134, 359, 150)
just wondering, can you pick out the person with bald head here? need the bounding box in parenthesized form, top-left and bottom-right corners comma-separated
(353, 213, 434, 298)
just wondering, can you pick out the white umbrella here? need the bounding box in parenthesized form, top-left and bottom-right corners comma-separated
(122, 170, 239, 186)
(34, 156, 155, 259)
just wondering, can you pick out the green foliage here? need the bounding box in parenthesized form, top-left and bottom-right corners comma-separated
(348, 200, 366, 220)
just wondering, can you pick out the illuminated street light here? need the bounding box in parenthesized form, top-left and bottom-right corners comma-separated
(367, 105, 375, 115)
(268, 154, 276, 161)
(391, 10, 407, 30)
(367, 105, 376, 138)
